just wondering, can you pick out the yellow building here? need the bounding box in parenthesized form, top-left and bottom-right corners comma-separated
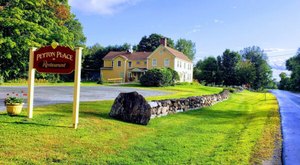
(100, 38, 193, 82)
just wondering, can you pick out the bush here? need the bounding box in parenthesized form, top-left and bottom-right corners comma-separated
(167, 68, 179, 85)
(0, 75, 4, 85)
(140, 68, 179, 87)
(175, 82, 190, 86)
(97, 78, 103, 84)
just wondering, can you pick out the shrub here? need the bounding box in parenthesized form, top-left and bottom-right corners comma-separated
(97, 78, 103, 84)
(140, 68, 179, 87)
(176, 82, 190, 86)
(0, 75, 4, 85)
(167, 68, 179, 85)
(224, 87, 236, 93)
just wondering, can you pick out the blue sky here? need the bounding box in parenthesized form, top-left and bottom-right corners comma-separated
(69, 0, 300, 80)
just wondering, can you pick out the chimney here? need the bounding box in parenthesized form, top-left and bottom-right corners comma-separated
(160, 37, 167, 47)
(129, 45, 133, 53)
(127, 45, 133, 53)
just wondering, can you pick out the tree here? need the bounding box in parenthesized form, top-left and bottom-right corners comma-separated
(278, 72, 291, 90)
(137, 33, 174, 51)
(82, 43, 132, 81)
(241, 46, 272, 90)
(214, 55, 223, 85)
(193, 60, 202, 82)
(194, 56, 218, 85)
(285, 48, 300, 91)
(221, 49, 241, 86)
(175, 38, 196, 60)
(0, 0, 86, 81)
(236, 60, 256, 85)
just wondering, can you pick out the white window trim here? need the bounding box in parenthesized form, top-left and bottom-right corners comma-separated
(152, 59, 157, 66)
(164, 58, 170, 67)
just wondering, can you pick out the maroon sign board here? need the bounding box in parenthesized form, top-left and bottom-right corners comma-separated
(33, 45, 76, 74)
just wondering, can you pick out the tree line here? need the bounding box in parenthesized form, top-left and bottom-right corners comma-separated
(82, 33, 195, 81)
(0, 0, 286, 91)
(278, 49, 300, 91)
(194, 46, 274, 90)
(0, 0, 195, 82)
(0, 0, 85, 82)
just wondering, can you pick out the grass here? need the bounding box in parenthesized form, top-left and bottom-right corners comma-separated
(119, 83, 223, 100)
(0, 84, 280, 164)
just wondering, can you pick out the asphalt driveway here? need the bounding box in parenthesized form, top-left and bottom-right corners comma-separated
(271, 90, 300, 165)
(0, 86, 169, 111)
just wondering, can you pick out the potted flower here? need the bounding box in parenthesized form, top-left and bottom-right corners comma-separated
(4, 92, 25, 116)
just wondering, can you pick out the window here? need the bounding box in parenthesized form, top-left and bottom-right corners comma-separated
(118, 61, 121, 67)
(184, 63, 186, 69)
(144, 61, 147, 65)
(136, 61, 140, 64)
(160, 50, 163, 55)
(152, 59, 157, 66)
(112, 61, 114, 67)
(177, 60, 179, 67)
(180, 61, 182, 68)
(128, 61, 132, 67)
(164, 59, 170, 67)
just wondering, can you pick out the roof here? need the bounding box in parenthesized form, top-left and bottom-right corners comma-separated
(128, 67, 147, 72)
(102, 51, 152, 61)
(164, 46, 192, 62)
(102, 46, 192, 62)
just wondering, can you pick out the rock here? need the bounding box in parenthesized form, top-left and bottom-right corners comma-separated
(109, 91, 151, 125)
(148, 101, 158, 108)
(161, 107, 168, 115)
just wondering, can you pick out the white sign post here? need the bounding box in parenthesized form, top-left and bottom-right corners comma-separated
(27, 44, 83, 129)
(28, 47, 36, 119)
(72, 47, 82, 129)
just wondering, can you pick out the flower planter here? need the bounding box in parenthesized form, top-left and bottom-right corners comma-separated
(6, 103, 24, 116)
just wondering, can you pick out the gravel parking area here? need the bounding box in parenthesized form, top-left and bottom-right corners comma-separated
(0, 86, 169, 111)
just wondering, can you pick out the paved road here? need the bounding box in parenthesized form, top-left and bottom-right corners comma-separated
(0, 86, 169, 111)
(271, 90, 300, 165)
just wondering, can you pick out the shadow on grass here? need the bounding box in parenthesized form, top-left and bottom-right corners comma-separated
(81, 110, 112, 120)
(0, 113, 27, 118)
(177, 107, 278, 125)
(1, 120, 70, 128)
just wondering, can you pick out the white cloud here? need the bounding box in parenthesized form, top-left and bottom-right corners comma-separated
(264, 48, 295, 53)
(272, 69, 291, 81)
(186, 25, 202, 35)
(69, 0, 141, 15)
(213, 19, 224, 24)
(269, 57, 287, 70)
(265, 48, 297, 79)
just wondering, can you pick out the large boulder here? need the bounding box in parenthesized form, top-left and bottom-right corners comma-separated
(109, 91, 151, 125)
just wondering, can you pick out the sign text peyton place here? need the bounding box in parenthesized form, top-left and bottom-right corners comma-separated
(33, 45, 76, 74)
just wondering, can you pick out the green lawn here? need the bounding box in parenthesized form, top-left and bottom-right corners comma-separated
(119, 83, 223, 100)
(0, 86, 280, 164)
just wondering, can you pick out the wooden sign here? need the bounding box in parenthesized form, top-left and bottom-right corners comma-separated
(33, 45, 76, 74)
(28, 42, 83, 129)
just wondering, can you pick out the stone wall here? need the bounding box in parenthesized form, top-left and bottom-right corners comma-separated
(148, 90, 230, 118)
(109, 90, 230, 125)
